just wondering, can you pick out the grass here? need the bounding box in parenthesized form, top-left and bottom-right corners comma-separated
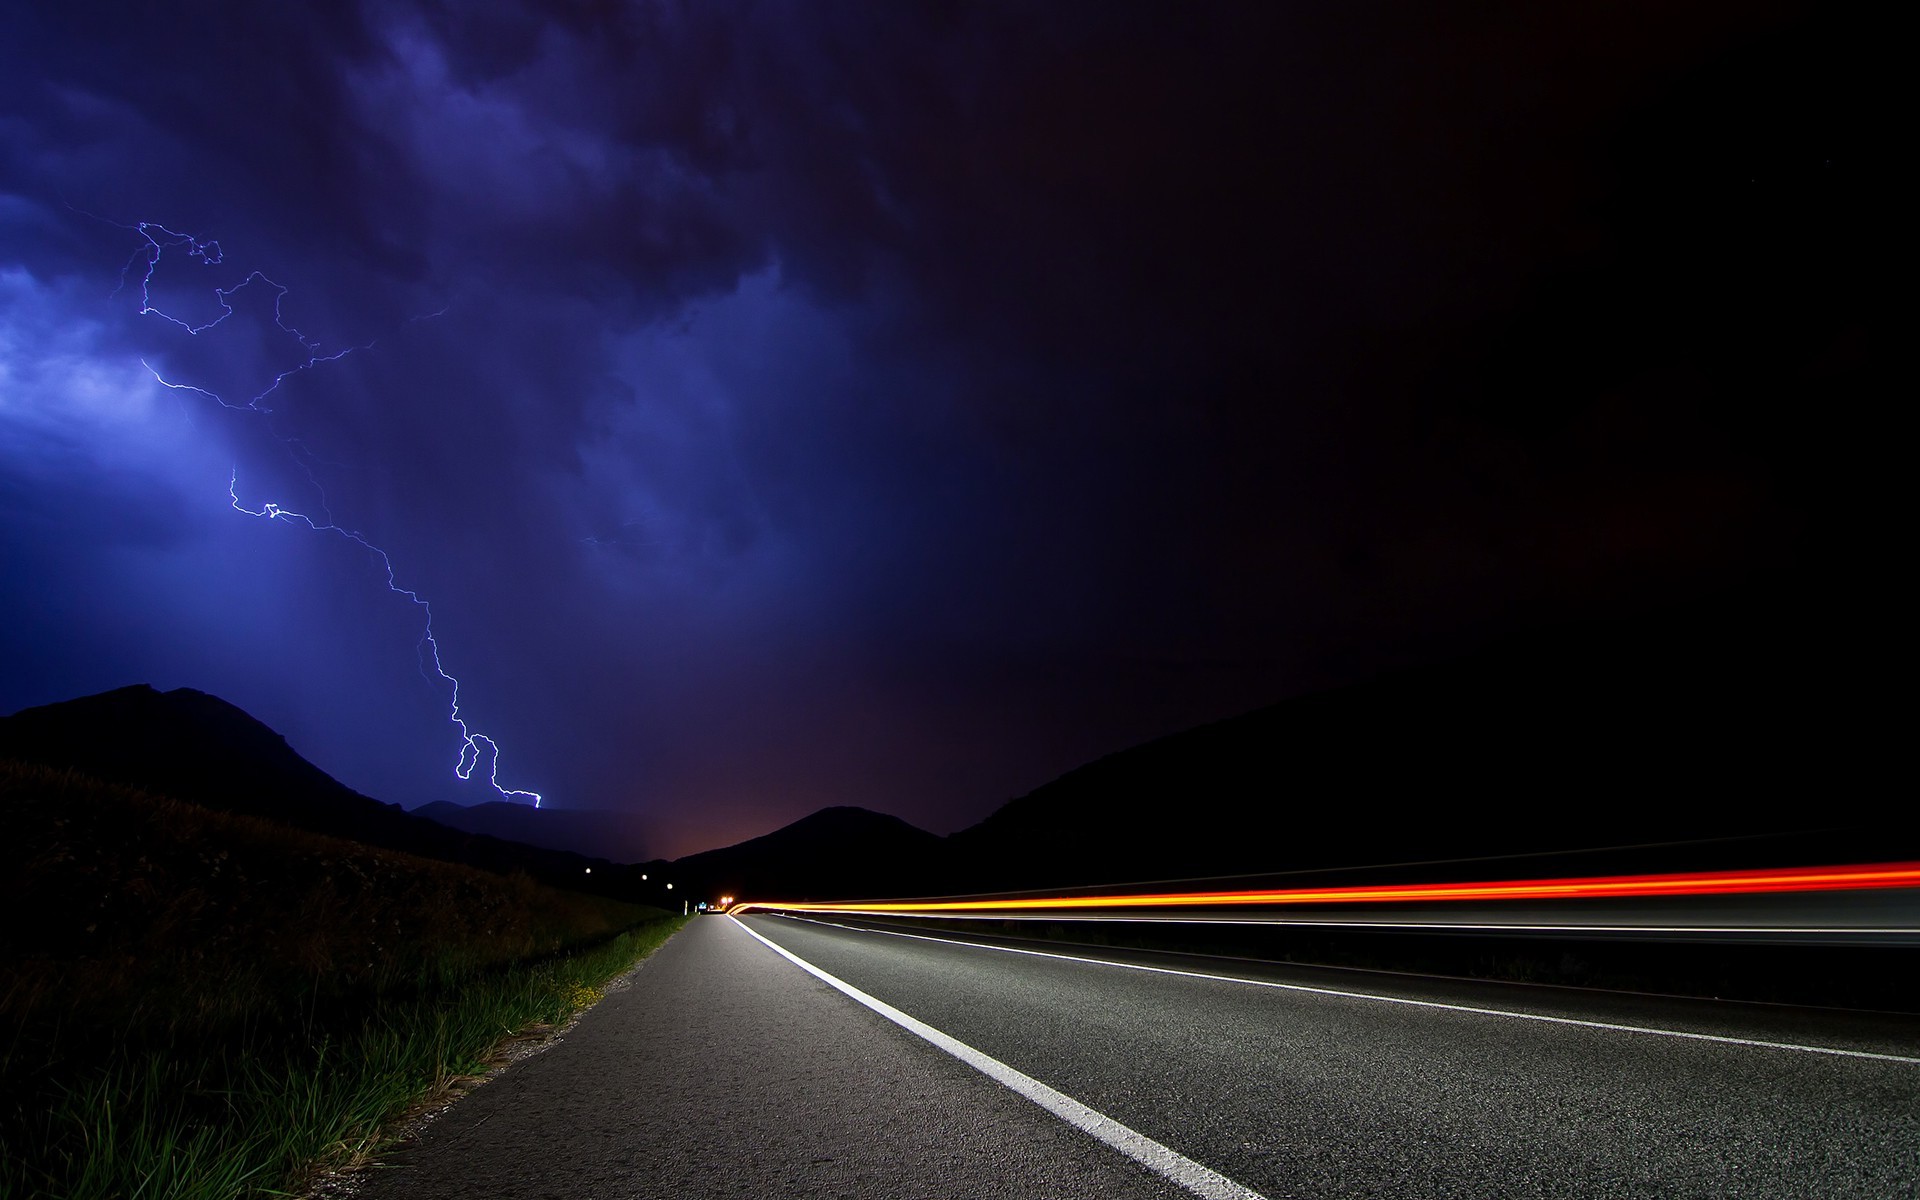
(0, 759, 688, 1200)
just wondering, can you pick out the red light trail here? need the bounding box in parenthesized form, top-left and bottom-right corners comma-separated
(730, 861, 1920, 917)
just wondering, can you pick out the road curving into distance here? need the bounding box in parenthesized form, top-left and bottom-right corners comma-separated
(361, 910, 1919, 1198)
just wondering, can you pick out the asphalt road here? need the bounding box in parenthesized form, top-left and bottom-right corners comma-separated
(357, 913, 1191, 1199)
(741, 915, 1920, 1198)
(362, 912, 1920, 1198)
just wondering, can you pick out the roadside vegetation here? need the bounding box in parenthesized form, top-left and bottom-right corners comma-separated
(0, 759, 685, 1200)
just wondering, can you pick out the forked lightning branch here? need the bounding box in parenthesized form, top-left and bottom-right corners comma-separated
(120, 219, 542, 807)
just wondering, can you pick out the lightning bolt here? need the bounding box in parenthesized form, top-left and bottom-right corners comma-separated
(224, 474, 541, 806)
(122, 221, 361, 412)
(118, 217, 542, 807)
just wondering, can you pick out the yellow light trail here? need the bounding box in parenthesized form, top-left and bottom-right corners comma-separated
(730, 861, 1920, 917)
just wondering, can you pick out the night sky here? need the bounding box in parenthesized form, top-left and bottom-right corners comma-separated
(0, 3, 1894, 858)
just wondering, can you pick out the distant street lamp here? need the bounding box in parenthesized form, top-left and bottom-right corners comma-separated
(665, 882, 673, 890)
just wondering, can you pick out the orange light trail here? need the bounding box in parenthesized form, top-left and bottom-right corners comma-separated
(730, 861, 1920, 917)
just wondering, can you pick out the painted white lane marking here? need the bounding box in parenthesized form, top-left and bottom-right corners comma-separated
(773, 915, 1920, 1066)
(728, 915, 1270, 1200)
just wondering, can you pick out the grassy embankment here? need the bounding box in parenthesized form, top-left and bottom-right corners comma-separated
(0, 759, 685, 1200)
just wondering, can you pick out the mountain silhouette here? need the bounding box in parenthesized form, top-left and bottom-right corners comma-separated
(6, 576, 1903, 910)
(655, 806, 949, 903)
(0, 685, 375, 823)
(0, 685, 641, 899)
(945, 594, 1901, 891)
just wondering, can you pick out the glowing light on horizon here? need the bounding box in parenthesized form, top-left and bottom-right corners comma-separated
(729, 861, 1920, 917)
(113, 217, 542, 807)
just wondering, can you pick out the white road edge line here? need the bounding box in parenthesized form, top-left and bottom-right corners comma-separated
(776, 915, 1920, 1066)
(728, 915, 1270, 1200)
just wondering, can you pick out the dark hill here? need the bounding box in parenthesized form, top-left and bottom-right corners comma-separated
(11, 576, 1905, 912)
(947, 601, 1905, 891)
(0, 685, 642, 901)
(0, 685, 366, 825)
(657, 806, 949, 903)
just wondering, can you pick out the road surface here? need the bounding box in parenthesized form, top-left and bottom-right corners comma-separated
(361, 912, 1920, 1198)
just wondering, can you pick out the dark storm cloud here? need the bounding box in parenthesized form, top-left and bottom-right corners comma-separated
(1, 2, 1895, 854)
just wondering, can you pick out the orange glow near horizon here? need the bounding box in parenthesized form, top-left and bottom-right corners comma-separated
(729, 861, 1920, 917)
